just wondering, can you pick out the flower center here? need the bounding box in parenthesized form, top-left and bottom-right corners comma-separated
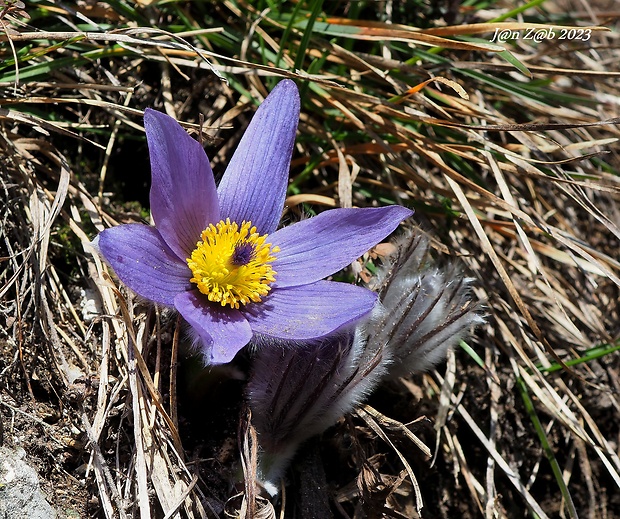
(187, 219, 279, 309)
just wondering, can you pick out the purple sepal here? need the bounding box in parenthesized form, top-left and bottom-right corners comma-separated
(271, 205, 413, 287)
(217, 80, 300, 235)
(243, 281, 377, 339)
(97, 224, 191, 306)
(145, 108, 220, 259)
(174, 290, 253, 364)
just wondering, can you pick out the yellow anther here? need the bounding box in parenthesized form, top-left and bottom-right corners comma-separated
(186, 219, 279, 309)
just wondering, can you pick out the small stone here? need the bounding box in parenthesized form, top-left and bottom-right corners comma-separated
(0, 446, 57, 519)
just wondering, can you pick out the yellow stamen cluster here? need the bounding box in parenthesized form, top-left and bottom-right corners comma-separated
(187, 218, 279, 309)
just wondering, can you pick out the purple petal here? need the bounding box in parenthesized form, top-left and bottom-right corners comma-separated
(217, 80, 300, 235)
(145, 108, 219, 260)
(242, 281, 377, 340)
(97, 224, 191, 306)
(270, 206, 413, 287)
(174, 290, 253, 364)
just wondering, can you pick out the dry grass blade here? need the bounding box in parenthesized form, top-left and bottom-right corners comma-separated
(0, 107, 105, 149)
(355, 405, 426, 517)
(433, 371, 550, 519)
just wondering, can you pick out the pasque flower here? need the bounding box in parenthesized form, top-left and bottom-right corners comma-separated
(366, 231, 485, 379)
(248, 330, 387, 495)
(94, 80, 412, 364)
(247, 229, 483, 492)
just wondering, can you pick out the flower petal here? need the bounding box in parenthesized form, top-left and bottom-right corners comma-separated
(242, 281, 377, 340)
(217, 80, 300, 235)
(97, 224, 191, 306)
(174, 290, 253, 364)
(270, 206, 413, 287)
(145, 108, 219, 259)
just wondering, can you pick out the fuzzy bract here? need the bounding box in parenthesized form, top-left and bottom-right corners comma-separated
(247, 228, 484, 493)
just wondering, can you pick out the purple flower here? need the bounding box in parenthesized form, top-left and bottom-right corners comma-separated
(248, 331, 388, 493)
(94, 80, 412, 364)
(247, 228, 483, 493)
